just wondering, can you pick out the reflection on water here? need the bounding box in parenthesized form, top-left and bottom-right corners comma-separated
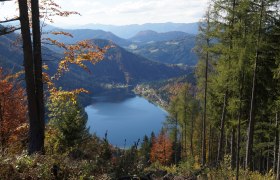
(85, 89, 168, 147)
(91, 88, 135, 103)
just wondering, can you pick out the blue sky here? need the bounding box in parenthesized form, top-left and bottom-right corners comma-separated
(0, 0, 209, 27)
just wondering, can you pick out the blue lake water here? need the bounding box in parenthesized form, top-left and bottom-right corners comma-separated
(85, 90, 168, 147)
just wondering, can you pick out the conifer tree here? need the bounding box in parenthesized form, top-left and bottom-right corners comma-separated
(47, 90, 89, 152)
(139, 135, 151, 165)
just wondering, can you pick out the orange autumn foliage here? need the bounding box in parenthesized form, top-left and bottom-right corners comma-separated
(150, 130, 173, 165)
(0, 68, 28, 151)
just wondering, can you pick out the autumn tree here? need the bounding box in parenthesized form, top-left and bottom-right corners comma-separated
(150, 129, 173, 165)
(0, 68, 27, 153)
(1, 0, 108, 154)
(164, 83, 199, 164)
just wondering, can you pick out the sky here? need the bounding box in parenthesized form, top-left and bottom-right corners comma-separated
(0, 0, 209, 27)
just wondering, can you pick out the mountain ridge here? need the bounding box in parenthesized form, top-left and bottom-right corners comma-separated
(45, 27, 198, 65)
(63, 22, 199, 38)
(0, 31, 191, 93)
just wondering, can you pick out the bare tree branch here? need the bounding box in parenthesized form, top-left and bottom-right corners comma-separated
(0, 17, 20, 23)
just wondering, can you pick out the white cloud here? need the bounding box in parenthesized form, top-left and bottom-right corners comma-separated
(0, 0, 210, 27)
(0, 1, 18, 20)
(112, 1, 155, 14)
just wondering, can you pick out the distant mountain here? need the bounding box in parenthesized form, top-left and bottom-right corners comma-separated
(0, 33, 79, 94)
(87, 39, 190, 84)
(43, 27, 197, 66)
(46, 29, 130, 47)
(0, 30, 191, 91)
(129, 30, 190, 43)
(66, 22, 199, 39)
(0, 30, 23, 72)
(127, 36, 197, 65)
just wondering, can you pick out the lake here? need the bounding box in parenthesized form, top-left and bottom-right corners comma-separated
(85, 89, 168, 147)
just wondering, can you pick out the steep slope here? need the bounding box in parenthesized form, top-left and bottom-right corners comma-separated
(0, 32, 191, 91)
(46, 29, 130, 47)
(0, 29, 23, 72)
(80, 39, 190, 85)
(127, 36, 197, 65)
(43, 27, 197, 66)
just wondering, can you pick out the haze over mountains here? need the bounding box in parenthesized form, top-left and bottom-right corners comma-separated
(129, 30, 190, 42)
(46, 22, 198, 66)
(64, 22, 199, 39)
(0, 23, 193, 95)
(0, 22, 199, 102)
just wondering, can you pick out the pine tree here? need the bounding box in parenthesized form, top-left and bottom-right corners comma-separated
(195, 7, 212, 166)
(139, 135, 151, 165)
(47, 90, 89, 152)
(193, 0, 280, 173)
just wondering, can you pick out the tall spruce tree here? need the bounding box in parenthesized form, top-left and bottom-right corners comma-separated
(47, 91, 89, 151)
(195, 7, 214, 166)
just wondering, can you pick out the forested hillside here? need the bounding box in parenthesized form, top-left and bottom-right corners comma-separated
(0, 0, 279, 179)
(129, 30, 189, 43)
(45, 28, 130, 47)
(150, 0, 280, 178)
(128, 35, 197, 65)
(0, 30, 190, 90)
(133, 0, 280, 178)
(0, 26, 23, 71)
(45, 27, 198, 66)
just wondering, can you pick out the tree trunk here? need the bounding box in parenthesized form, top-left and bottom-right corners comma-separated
(266, 146, 269, 173)
(217, 90, 228, 164)
(274, 113, 278, 173)
(245, 51, 257, 170)
(231, 128, 236, 169)
(236, 72, 244, 180)
(245, 1, 264, 170)
(202, 19, 210, 165)
(225, 131, 228, 155)
(29, 0, 45, 154)
(184, 120, 187, 159)
(183, 93, 187, 160)
(190, 111, 194, 157)
(18, 0, 40, 154)
(277, 123, 280, 180)
(174, 113, 178, 164)
(180, 128, 184, 159)
(200, 113, 203, 163)
(209, 125, 212, 163)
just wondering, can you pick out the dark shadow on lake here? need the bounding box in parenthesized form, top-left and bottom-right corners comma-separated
(90, 88, 136, 104)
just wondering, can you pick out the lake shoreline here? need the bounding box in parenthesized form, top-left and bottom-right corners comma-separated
(85, 88, 168, 147)
(133, 85, 169, 110)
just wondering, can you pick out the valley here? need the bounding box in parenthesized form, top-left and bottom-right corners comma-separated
(0, 21, 196, 153)
(1, 0, 280, 179)
(0, 24, 195, 95)
(44, 23, 198, 66)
